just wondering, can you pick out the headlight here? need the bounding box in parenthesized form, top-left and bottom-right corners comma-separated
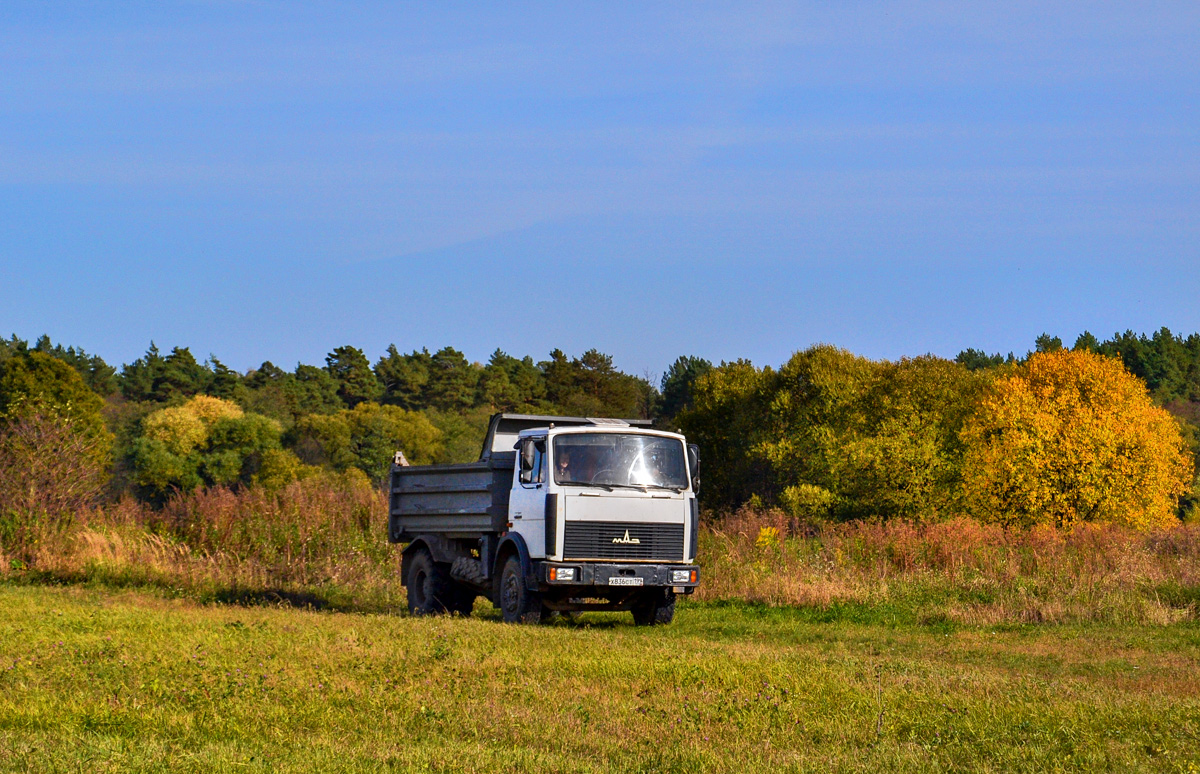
(551, 567, 576, 582)
(671, 569, 692, 584)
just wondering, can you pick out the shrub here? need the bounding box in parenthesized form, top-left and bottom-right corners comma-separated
(133, 396, 283, 497)
(0, 350, 109, 439)
(0, 351, 114, 555)
(254, 449, 319, 491)
(779, 484, 836, 521)
(0, 412, 112, 555)
(961, 349, 1194, 530)
(140, 395, 243, 455)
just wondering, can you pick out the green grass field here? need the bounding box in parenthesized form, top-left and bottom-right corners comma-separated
(1, 583, 1198, 773)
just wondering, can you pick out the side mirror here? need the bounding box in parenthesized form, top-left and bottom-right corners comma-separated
(519, 441, 535, 484)
(687, 444, 700, 493)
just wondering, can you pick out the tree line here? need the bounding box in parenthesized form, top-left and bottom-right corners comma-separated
(1, 329, 1198, 528)
(674, 331, 1200, 530)
(0, 336, 662, 503)
(955, 328, 1200, 408)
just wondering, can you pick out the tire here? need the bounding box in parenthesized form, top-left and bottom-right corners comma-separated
(406, 549, 452, 616)
(631, 588, 676, 626)
(496, 555, 541, 624)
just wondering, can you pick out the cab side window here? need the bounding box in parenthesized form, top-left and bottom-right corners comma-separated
(520, 438, 547, 486)
(532, 440, 546, 484)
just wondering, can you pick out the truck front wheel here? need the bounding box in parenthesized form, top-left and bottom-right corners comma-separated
(497, 555, 542, 624)
(407, 548, 452, 616)
(631, 588, 676, 626)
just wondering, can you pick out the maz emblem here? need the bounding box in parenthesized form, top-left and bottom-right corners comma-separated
(612, 529, 641, 545)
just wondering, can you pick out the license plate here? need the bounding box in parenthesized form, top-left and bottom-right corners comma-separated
(608, 577, 644, 586)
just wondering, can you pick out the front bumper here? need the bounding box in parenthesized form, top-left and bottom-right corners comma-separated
(539, 561, 699, 592)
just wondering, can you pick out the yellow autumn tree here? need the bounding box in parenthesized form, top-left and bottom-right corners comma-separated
(141, 395, 244, 456)
(960, 349, 1193, 530)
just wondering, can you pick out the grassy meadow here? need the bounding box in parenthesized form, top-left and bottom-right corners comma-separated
(1, 582, 1198, 773)
(3, 485, 1200, 772)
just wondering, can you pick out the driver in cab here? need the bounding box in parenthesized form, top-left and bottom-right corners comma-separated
(555, 446, 596, 482)
(554, 447, 574, 482)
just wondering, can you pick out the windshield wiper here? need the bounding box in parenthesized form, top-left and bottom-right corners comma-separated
(562, 480, 614, 491)
(603, 483, 684, 493)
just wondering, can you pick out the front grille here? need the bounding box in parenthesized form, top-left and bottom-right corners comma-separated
(562, 521, 684, 560)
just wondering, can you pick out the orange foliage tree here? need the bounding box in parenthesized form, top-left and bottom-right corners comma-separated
(960, 349, 1194, 530)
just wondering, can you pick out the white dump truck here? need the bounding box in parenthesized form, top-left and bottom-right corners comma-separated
(390, 413, 700, 625)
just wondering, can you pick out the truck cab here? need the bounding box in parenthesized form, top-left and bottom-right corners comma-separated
(390, 414, 701, 625)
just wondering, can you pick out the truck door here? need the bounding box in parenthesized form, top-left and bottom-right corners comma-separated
(511, 437, 548, 557)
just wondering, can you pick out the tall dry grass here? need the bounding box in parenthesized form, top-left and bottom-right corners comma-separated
(1, 471, 403, 611)
(698, 507, 1200, 625)
(4, 481, 1200, 623)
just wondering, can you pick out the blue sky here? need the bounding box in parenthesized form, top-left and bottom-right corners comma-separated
(2, 2, 1197, 379)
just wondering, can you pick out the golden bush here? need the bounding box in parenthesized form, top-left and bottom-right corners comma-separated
(141, 396, 243, 456)
(961, 349, 1193, 530)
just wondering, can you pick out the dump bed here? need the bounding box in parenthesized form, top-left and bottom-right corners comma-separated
(388, 458, 514, 542)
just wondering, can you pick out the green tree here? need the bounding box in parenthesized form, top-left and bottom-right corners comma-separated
(375, 346, 432, 410)
(153, 347, 209, 403)
(202, 413, 282, 485)
(119, 343, 166, 402)
(477, 360, 518, 411)
(131, 436, 203, 495)
(677, 359, 771, 509)
(1034, 333, 1064, 354)
(205, 356, 246, 403)
(680, 347, 985, 520)
(753, 346, 879, 511)
(0, 334, 23, 371)
(1185, 333, 1200, 402)
(424, 347, 479, 412)
(288, 403, 443, 482)
(345, 403, 442, 482)
(828, 357, 985, 521)
(293, 363, 343, 415)
(539, 348, 652, 418)
(955, 349, 1007, 371)
(575, 349, 630, 415)
(1143, 327, 1188, 401)
(242, 361, 295, 423)
(541, 349, 578, 411)
(326, 346, 381, 408)
(425, 408, 493, 464)
(32, 335, 118, 396)
(288, 412, 355, 470)
(1097, 330, 1147, 386)
(477, 349, 546, 412)
(253, 448, 318, 491)
(1073, 331, 1101, 352)
(659, 355, 713, 422)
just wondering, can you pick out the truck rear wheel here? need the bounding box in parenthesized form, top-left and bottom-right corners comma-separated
(497, 555, 541, 624)
(631, 588, 676, 626)
(407, 548, 452, 616)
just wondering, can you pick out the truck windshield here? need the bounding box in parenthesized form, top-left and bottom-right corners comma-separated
(553, 433, 688, 490)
